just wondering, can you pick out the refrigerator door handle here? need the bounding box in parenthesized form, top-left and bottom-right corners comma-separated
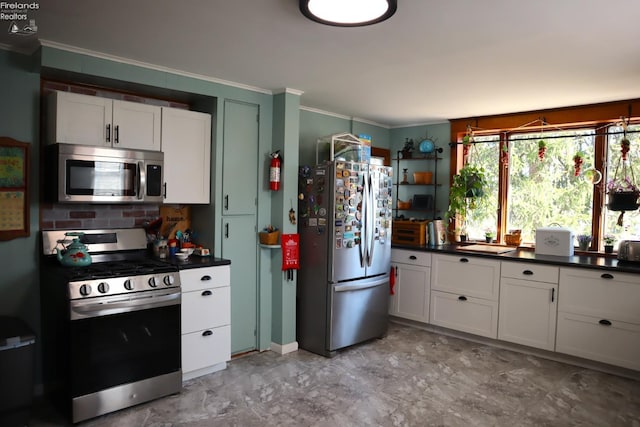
(367, 173, 375, 267)
(358, 171, 367, 268)
(334, 276, 388, 292)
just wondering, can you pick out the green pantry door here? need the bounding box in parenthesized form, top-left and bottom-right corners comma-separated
(222, 100, 259, 354)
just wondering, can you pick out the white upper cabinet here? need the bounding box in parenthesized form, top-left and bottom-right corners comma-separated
(47, 90, 161, 151)
(161, 107, 212, 204)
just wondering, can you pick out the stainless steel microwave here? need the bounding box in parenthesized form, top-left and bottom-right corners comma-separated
(46, 143, 164, 204)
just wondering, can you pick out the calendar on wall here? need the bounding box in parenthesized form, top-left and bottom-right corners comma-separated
(0, 137, 30, 241)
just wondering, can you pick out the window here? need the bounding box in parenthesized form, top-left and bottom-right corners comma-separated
(604, 124, 640, 243)
(463, 136, 499, 238)
(451, 100, 640, 250)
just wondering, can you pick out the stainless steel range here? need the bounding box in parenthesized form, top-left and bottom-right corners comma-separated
(40, 228, 182, 423)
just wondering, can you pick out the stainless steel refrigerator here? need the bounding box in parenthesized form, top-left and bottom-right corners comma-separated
(297, 160, 393, 357)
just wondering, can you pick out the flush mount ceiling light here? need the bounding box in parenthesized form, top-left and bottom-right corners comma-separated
(299, 0, 397, 27)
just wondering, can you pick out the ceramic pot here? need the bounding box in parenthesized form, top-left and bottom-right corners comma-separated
(607, 191, 639, 211)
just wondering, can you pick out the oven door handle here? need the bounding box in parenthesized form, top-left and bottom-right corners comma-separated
(70, 290, 181, 320)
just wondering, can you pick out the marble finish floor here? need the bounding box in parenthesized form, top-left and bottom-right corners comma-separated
(31, 323, 640, 426)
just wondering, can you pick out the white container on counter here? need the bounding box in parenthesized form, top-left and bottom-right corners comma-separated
(535, 227, 574, 257)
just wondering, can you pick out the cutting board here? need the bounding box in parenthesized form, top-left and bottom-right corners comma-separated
(457, 244, 515, 254)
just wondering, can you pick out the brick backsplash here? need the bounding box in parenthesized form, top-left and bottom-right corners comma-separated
(40, 80, 189, 231)
(41, 204, 161, 231)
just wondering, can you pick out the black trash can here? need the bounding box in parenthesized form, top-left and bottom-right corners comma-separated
(0, 316, 35, 427)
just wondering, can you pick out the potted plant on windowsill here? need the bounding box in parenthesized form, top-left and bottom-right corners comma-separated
(576, 234, 592, 251)
(603, 235, 615, 254)
(484, 230, 495, 243)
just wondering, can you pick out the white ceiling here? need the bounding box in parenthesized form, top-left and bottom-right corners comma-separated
(3, 0, 640, 127)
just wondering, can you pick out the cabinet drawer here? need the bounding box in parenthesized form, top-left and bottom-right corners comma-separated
(430, 290, 498, 339)
(431, 254, 500, 300)
(559, 267, 640, 324)
(182, 325, 231, 374)
(501, 261, 559, 283)
(391, 249, 431, 267)
(556, 311, 640, 371)
(180, 265, 230, 292)
(182, 286, 230, 334)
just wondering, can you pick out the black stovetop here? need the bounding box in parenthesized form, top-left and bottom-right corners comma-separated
(43, 250, 178, 282)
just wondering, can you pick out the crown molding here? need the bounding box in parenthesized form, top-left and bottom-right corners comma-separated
(275, 88, 304, 96)
(351, 117, 390, 129)
(39, 39, 273, 95)
(300, 105, 351, 120)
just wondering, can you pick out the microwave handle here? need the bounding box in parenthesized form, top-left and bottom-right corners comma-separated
(137, 161, 146, 200)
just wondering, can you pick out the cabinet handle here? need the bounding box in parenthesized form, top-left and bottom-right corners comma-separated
(202, 330, 213, 336)
(114, 125, 119, 144)
(224, 195, 229, 210)
(459, 258, 469, 263)
(201, 275, 212, 281)
(409, 255, 417, 260)
(522, 270, 534, 275)
(106, 124, 111, 142)
(599, 319, 612, 326)
(601, 273, 614, 279)
(551, 288, 555, 302)
(201, 290, 212, 296)
(458, 296, 467, 301)
(225, 223, 229, 238)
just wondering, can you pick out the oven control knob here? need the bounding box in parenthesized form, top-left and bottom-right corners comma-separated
(148, 277, 158, 288)
(79, 284, 91, 296)
(97, 282, 109, 294)
(163, 275, 175, 286)
(123, 279, 134, 291)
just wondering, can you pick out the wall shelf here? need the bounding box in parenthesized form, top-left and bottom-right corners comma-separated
(394, 148, 443, 220)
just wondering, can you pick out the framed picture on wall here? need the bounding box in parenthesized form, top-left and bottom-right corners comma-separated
(0, 137, 30, 241)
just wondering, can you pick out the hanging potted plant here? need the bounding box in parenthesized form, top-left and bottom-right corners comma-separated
(607, 133, 639, 223)
(573, 151, 584, 176)
(537, 140, 547, 161)
(606, 177, 639, 211)
(446, 164, 488, 241)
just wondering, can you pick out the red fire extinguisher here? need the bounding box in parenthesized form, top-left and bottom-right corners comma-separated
(270, 150, 281, 191)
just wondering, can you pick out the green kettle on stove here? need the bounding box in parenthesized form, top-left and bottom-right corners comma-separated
(56, 232, 92, 267)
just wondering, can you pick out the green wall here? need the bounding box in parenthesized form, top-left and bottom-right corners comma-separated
(0, 49, 42, 382)
(299, 108, 391, 167)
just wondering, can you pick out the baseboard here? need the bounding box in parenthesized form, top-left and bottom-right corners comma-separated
(182, 362, 227, 382)
(270, 341, 298, 355)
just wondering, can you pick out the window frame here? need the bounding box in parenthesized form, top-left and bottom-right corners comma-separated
(449, 99, 640, 250)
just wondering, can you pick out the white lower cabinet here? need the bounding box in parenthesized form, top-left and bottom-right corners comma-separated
(498, 262, 559, 351)
(556, 267, 640, 371)
(430, 290, 498, 338)
(430, 254, 501, 338)
(181, 265, 231, 381)
(556, 312, 640, 370)
(390, 249, 431, 323)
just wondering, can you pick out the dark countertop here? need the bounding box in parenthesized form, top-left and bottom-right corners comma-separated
(161, 255, 231, 270)
(392, 243, 640, 275)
